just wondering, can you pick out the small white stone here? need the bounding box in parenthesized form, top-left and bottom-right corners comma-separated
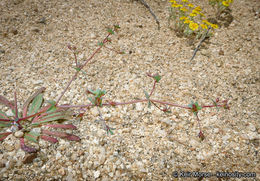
(78, 54, 84, 59)
(56, 151, 62, 159)
(59, 139, 66, 145)
(90, 33, 96, 39)
(248, 123, 256, 132)
(103, 113, 111, 120)
(108, 172, 114, 177)
(115, 159, 121, 166)
(136, 103, 143, 111)
(33, 80, 43, 85)
(14, 130, 24, 138)
(159, 118, 172, 126)
(93, 161, 100, 169)
(31, 128, 41, 134)
(93, 170, 100, 178)
(99, 155, 106, 164)
(179, 113, 189, 117)
(66, 172, 75, 181)
(213, 128, 219, 133)
(6, 110, 14, 117)
(222, 134, 231, 142)
(93, 138, 99, 145)
(196, 151, 204, 160)
(247, 132, 258, 140)
(115, 170, 121, 177)
(58, 168, 66, 176)
(189, 139, 200, 147)
(90, 107, 99, 116)
(87, 161, 93, 169)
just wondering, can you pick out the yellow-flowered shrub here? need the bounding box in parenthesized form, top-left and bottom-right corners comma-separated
(168, 0, 219, 39)
(209, 0, 233, 11)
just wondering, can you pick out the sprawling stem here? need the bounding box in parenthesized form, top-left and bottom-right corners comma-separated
(58, 98, 191, 110)
(14, 91, 18, 119)
(56, 33, 113, 105)
(149, 81, 156, 97)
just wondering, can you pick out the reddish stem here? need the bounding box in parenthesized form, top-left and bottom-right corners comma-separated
(14, 91, 18, 119)
(195, 113, 202, 132)
(73, 52, 78, 66)
(149, 81, 156, 97)
(58, 98, 191, 110)
(103, 45, 122, 54)
(56, 32, 113, 105)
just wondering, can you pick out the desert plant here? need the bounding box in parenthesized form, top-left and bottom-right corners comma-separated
(0, 25, 121, 153)
(209, 0, 233, 13)
(1, 23, 230, 155)
(169, 0, 219, 39)
(0, 88, 79, 153)
(59, 71, 230, 141)
(57, 25, 230, 140)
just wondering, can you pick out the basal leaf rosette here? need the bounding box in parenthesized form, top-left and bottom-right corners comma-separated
(0, 88, 80, 153)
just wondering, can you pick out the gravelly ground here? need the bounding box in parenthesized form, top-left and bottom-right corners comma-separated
(0, 0, 259, 180)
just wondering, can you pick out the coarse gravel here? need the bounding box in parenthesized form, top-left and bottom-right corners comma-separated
(0, 0, 259, 180)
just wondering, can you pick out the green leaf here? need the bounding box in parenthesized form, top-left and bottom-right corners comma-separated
(147, 103, 152, 109)
(28, 94, 43, 116)
(73, 67, 87, 75)
(194, 102, 202, 111)
(12, 109, 22, 118)
(153, 74, 161, 83)
(44, 124, 77, 129)
(107, 127, 115, 135)
(88, 97, 95, 105)
(11, 109, 21, 118)
(23, 87, 46, 117)
(24, 131, 40, 143)
(144, 90, 151, 108)
(74, 67, 81, 72)
(89, 89, 106, 98)
(80, 70, 87, 75)
(98, 90, 106, 97)
(47, 100, 57, 113)
(114, 25, 120, 29)
(188, 100, 194, 108)
(108, 129, 114, 135)
(88, 89, 94, 94)
(42, 130, 68, 138)
(0, 121, 11, 127)
(0, 110, 9, 119)
(31, 112, 67, 126)
(144, 90, 150, 99)
(189, 101, 202, 116)
(107, 29, 114, 34)
(211, 99, 219, 111)
(96, 98, 103, 106)
(164, 110, 172, 114)
(98, 42, 104, 46)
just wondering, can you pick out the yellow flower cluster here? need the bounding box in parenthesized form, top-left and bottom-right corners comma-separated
(222, 0, 233, 7)
(169, 0, 219, 33)
(209, 0, 233, 8)
(202, 20, 219, 29)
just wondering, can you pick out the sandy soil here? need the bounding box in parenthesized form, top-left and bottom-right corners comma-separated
(0, 0, 259, 180)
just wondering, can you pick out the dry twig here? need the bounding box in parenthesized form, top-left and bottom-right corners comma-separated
(190, 27, 211, 61)
(139, 0, 160, 30)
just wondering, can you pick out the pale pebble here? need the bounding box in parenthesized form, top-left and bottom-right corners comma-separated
(93, 170, 100, 178)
